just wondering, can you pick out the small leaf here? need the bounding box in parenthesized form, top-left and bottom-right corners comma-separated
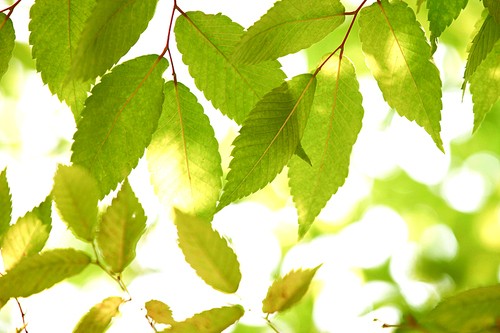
(262, 265, 321, 314)
(71, 0, 159, 81)
(145, 300, 175, 326)
(231, 0, 345, 65)
(485, 0, 500, 25)
(52, 165, 99, 242)
(217, 74, 317, 211)
(0, 167, 12, 239)
(147, 81, 222, 220)
(73, 296, 124, 333)
(427, 0, 468, 54)
(0, 13, 15, 82)
(71, 55, 168, 198)
(165, 305, 244, 333)
(0, 248, 91, 299)
(174, 208, 241, 294)
(359, 0, 443, 151)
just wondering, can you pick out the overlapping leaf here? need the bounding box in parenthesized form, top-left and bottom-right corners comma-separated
(164, 305, 244, 333)
(146, 300, 175, 325)
(97, 179, 146, 273)
(231, 0, 345, 65)
(427, 0, 468, 54)
(71, 0, 158, 81)
(174, 11, 286, 124)
(147, 82, 222, 219)
(29, 0, 95, 120)
(0, 167, 11, 239)
(359, 0, 443, 151)
(73, 296, 124, 333)
(485, 0, 500, 25)
(71, 55, 167, 198)
(0, 13, 15, 82)
(288, 54, 363, 239)
(217, 74, 316, 211)
(174, 208, 241, 294)
(0, 248, 91, 299)
(52, 165, 99, 242)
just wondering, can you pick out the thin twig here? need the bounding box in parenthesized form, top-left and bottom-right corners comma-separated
(0, 0, 21, 31)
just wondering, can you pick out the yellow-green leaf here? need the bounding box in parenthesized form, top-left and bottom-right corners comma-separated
(73, 296, 124, 333)
(0, 13, 15, 82)
(0, 167, 12, 239)
(145, 300, 175, 326)
(164, 305, 244, 333)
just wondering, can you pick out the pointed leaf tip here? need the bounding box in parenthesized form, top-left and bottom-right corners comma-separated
(0, 167, 12, 239)
(73, 296, 124, 333)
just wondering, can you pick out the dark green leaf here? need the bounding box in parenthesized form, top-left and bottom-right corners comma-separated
(164, 305, 244, 333)
(0, 13, 15, 82)
(294, 143, 312, 167)
(174, 11, 286, 124)
(73, 296, 123, 333)
(485, 0, 500, 25)
(231, 0, 345, 65)
(71, 55, 168, 198)
(145, 300, 175, 325)
(0, 167, 12, 239)
(427, 0, 468, 54)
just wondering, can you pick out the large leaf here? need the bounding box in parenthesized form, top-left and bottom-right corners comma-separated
(73, 296, 123, 333)
(29, 0, 95, 120)
(52, 164, 99, 242)
(71, 55, 168, 198)
(217, 74, 316, 211)
(359, 0, 443, 152)
(288, 54, 363, 239)
(96, 179, 146, 273)
(427, 0, 468, 54)
(485, 0, 500, 25)
(230, 0, 345, 65)
(0, 248, 91, 299)
(0, 167, 11, 239)
(173, 208, 241, 294)
(0, 13, 15, 82)
(262, 265, 321, 314)
(147, 81, 222, 219)
(145, 300, 175, 326)
(174, 11, 286, 124)
(164, 305, 244, 333)
(71, 0, 158, 81)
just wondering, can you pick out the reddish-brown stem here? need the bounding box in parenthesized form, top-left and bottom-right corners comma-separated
(15, 298, 28, 333)
(0, 0, 21, 31)
(159, 0, 178, 81)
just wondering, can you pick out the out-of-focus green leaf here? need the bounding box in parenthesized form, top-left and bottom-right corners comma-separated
(174, 11, 286, 124)
(262, 265, 321, 314)
(288, 54, 363, 239)
(147, 81, 222, 220)
(417, 0, 426, 13)
(73, 296, 123, 333)
(145, 300, 175, 325)
(217, 74, 316, 212)
(485, 0, 500, 24)
(0, 13, 15, 82)
(0, 167, 12, 239)
(97, 179, 146, 273)
(53, 165, 99, 242)
(359, 0, 443, 152)
(0, 248, 91, 299)
(174, 208, 241, 294)
(427, 0, 468, 54)
(231, 0, 345, 65)
(164, 305, 244, 333)
(71, 55, 167, 198)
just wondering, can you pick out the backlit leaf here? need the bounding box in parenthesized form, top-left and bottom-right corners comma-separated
(0, 248, 91, 299)
(217, 74, 316, 211)
(174, 11, 286, 124)
(359, 0, 443, 151)
(73, 296, 123, 333)
(145, 300, 175, 325)
(427, 0, 468, 54)
(0, 167, 12, 239)
(29, 0, 95, 120)
(71, 55, 168, 198)
(164, 305, 244, 333)
(485, 0, 500, 25)
(0, 13, 15, 82)
(52, 164, 99, 242)
(71, 0, 158, 81)
(97, 179, 146, 273)
(288, 54, 363, 239)
(174, 208, 241, 294)
(262, 265, 321, 314)
(147, 81, 222, 220)
(231, 0, 345, 65)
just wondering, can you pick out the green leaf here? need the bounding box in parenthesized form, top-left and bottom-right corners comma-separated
(0, 167, 12, 239)
(52, 165, 99, 242)
(230, 0, 345, 65)
(427, 0, 468, 54)
(145, 300, 175, 326)
(217, 74, 316, 211)
(1, 196, 52, 270)
(147, 81, 222, 220)
(288, 54, 363, 239)
(485, 0, 500, 25)
(420, 285, 500, 333)
(416, 0, 426, 13)
(262, 265, 321, 314)
(0, 248, 91, 299)
(73, 296, 123, 333)
(71, 55, 168, 198)
(174, 11, 286, 124)
(164, 305, 244, 333)
(294, 143, 312, 167)
(29, 0, 95, 120)
(463, 11, 500, 90)
(71, 0, 159, 81)
(0, 13, 15, 82)
(173, 208, 241, 294)
(359, 0, 443, 152)
(96, 179, 146, 273)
